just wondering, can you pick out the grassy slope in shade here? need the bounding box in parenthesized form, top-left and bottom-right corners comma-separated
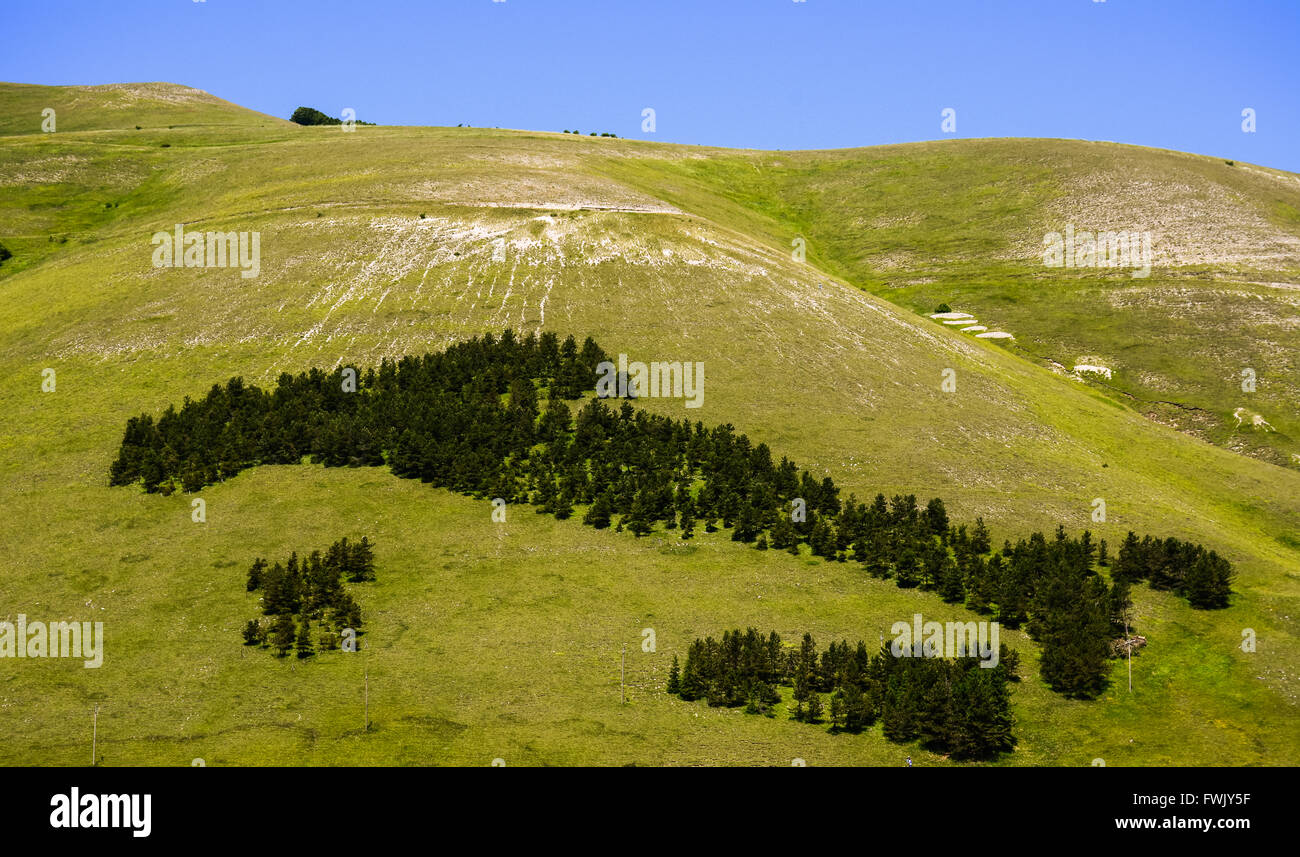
(0, 84, 1296, 766)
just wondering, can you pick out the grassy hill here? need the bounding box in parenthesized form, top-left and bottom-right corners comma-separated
(600, 138, 1300, 468)
(0, 84, 1296, 766)
(0, 81, 291, 135)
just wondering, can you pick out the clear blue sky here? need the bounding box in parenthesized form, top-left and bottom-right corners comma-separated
(3, 0, 1297, 170)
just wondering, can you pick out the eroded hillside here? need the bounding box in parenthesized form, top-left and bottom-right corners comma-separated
(0, 84, 1297, 765)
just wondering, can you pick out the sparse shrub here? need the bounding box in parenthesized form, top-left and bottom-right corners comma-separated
(935, 303, 952, 313)
(160, 143, 170, 148)
(0, 243, 11, 265)
(134, 125, 141, 130)
(1225, 159, 1235, 166)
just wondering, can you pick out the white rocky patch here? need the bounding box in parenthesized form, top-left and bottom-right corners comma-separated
(1233, 407, 1275, 431)
(1073, 364, 1113, 379)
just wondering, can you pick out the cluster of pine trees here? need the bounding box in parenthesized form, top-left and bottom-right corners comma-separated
(1113, 531, 1232, 609)
(109, 330, 606, 493)
(241, 537, 374, 658)
(288, 106, 375, 126)
(109, 329, 1233, 692)
(666, 629, 1017, 760)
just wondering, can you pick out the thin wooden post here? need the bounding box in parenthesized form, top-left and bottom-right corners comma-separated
(91, 705, 99, 766)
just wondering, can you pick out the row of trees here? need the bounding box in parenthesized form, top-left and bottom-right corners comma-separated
(666, 629, 1017, 760)
(1113, 531, 1233, 609)
(110, 329, 1234, 692)
(109, 330, 607, 493)
(241, 537, 374, 658)
(288, 106, 375, 126)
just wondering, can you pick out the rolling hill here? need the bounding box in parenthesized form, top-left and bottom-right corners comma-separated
(0, 83, 1296, 766)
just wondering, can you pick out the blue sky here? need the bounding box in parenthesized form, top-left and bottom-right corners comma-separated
(3, 0, 1297, 170)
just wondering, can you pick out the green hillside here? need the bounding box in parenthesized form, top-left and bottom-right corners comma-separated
(601, 139, 1300, 468)
(0, 84, 1296, 766)
(0, 81, 291, 135)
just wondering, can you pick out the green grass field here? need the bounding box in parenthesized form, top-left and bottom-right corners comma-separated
(1, 83, 1297, 766)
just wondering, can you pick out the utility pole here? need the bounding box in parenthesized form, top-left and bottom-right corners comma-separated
(91, 705, 99, 766)
(620, 643, 627, 704)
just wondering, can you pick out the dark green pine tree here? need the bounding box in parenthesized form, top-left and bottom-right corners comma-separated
(246, 558, 267, 592)
(552, 488, 574, 520)
(992, 554, 1029, 628)
(895, 549, 922, 588)
(914, 661, 959, 752)
(1208, 552, 1234, 608)
(965, 557, 993, 614)
(679, 507, 696, 539)
(242, 620, 263, 646)
(1184, 550, 1232, 609)
(880, 671, 917, 742)
(626, 490, 654, 537)
(841, 682, 872, 732)
(317, 625, 340, 651)
(296, 615, 315, 658)
(732, 503, 760, 543)
(828, 690, 846, 732)
(282, 553, 302, 613)
(937, 552, 965, 604)
(260, 562, 290, 615)
(970, 516, 992, 554)
(863, 547, 892, 580)
(271, 613, 296, 656)
(352, 536, 376, 582)
(950, 663, 1015, 760)
(924, 497, 949, 536)
(805, 690, 824, 724)
(666, 655, 681, 694)
(996, 644, 1021, 681)
(1112, 531, 1143, 582)
(583, 492, 613, 529)
(809, 517, 836, 558)
(678, 653, 705, 701)
(769, 516, 796, 551)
